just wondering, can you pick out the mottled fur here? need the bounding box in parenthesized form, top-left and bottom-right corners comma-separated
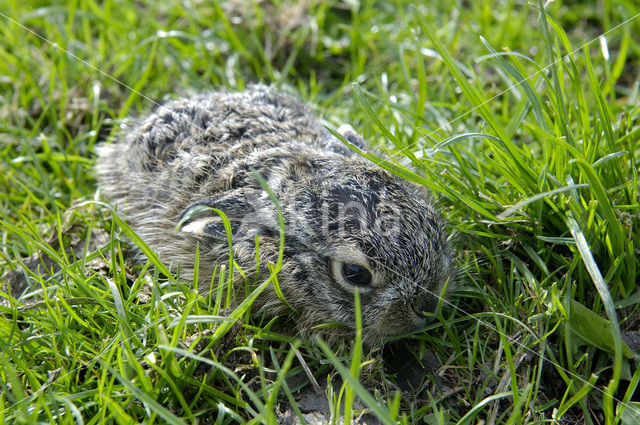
(96, 85, 453, 343)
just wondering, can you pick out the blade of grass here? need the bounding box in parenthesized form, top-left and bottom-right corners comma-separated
(344, 289, 363, 424)
(477, 36, 548, 131)
(566, 212, 622, 424)
(535, 0, 573, 145)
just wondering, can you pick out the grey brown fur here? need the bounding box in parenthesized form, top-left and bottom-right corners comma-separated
(96, 85, 453, 343)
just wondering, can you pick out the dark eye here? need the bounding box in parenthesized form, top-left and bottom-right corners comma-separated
(341, 263, 372, 286)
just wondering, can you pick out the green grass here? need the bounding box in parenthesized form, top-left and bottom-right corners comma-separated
(1, 0, 640, 423)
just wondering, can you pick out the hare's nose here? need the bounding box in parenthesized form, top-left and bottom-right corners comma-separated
(411, 297, 436, 317)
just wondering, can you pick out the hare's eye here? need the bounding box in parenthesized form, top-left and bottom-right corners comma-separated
(341, 263, 372, 287)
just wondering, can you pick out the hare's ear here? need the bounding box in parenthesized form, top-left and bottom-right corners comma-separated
(178, 189, 277, 240)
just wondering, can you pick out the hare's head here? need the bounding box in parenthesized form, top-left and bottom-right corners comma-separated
(179, 159, 453, 344)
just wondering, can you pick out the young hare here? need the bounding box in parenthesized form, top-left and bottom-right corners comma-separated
(96, 85, 453, 343)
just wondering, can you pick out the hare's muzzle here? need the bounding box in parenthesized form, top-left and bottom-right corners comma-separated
(411, 297, 437, 319)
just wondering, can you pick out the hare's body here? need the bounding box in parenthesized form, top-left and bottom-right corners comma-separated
(96, 85, 452, 342)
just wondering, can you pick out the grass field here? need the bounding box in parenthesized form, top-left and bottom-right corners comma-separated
(1, 0, 640, 424)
